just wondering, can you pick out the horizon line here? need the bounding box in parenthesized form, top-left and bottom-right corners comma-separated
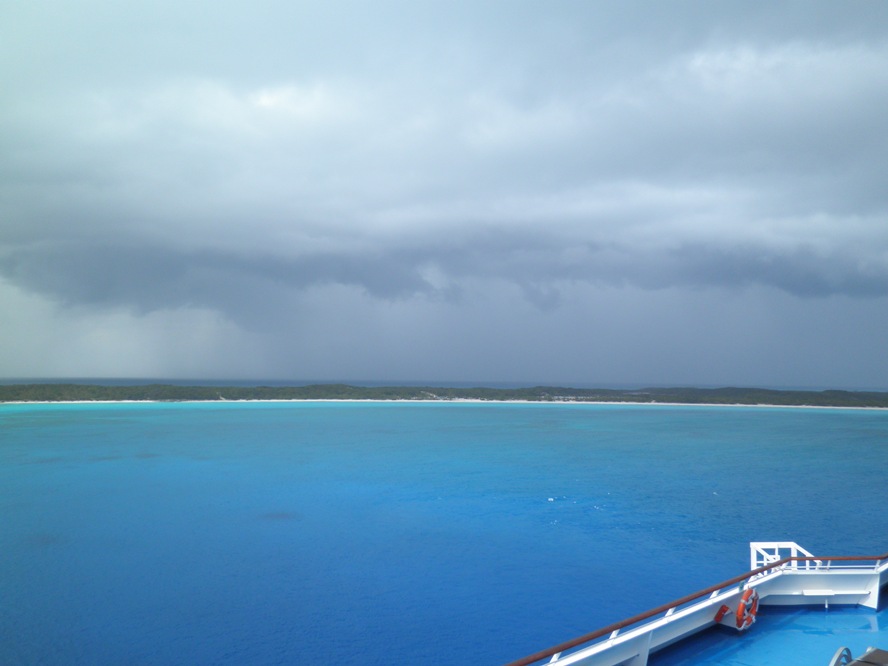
(2, 377, 888, 394)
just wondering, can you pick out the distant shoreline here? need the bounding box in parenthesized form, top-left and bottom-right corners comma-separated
(2, 399, 887, 411)
(2, 383, 888, 408)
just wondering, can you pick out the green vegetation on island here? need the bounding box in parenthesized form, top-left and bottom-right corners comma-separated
(1, 383, 888, 407)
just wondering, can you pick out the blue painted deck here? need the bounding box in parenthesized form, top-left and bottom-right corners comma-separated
(654, 601, 888, 665)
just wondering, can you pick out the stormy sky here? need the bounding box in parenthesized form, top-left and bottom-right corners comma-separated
(2, 1, 887, 388)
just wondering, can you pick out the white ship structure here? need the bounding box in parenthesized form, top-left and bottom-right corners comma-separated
(505, 542, 888, 666)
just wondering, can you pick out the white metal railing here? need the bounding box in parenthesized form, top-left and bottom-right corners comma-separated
(750, 541, 821, 574)
(505, 542, 888, 666)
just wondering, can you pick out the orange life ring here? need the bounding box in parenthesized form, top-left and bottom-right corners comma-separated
(735, 588, 759, 630)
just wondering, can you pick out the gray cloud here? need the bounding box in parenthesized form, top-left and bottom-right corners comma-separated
(4, 219, 886, 327)
(2, 1, 888, 386)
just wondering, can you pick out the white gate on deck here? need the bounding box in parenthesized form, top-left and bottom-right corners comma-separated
(750, 541, 820, 571)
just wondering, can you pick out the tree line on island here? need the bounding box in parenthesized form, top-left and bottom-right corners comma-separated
(1, 383, 888, 407)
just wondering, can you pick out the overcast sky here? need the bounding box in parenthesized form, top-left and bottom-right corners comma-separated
(2, 1, 887, 388)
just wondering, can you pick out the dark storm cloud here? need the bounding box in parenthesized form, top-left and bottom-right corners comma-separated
(4, 225, 886, 327)
(2, 1, 888, 384)
(0, 242, 435, 314)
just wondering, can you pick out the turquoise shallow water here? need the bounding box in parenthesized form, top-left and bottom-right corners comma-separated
(1, 402, 887, 664)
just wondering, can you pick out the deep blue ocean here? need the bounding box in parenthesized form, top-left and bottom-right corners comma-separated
(2, 402, 887, 665)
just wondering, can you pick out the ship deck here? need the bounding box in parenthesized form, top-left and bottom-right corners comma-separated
(653, 601, 888, 665)
(505, 543, 888, 666)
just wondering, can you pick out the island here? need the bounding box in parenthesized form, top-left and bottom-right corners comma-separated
(1, 383, 888, 407)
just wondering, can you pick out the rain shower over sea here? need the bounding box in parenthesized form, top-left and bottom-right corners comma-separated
(2, 401, 887, 664)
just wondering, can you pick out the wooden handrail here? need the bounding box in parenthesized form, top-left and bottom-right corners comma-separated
(503, 552, 888, 666)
